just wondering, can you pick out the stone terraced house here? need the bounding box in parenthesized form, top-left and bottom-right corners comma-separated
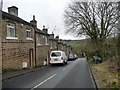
(49, 32, 58, 51)
(63, 43, 67, 56)
(35, 27, 50, 66)
(57, 39, 63, 51)
(1, 6, 73, 71)
(2, 6, 35, 70)
(66, 45, 72, 56)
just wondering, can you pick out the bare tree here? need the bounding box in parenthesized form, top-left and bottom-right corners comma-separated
(64, 1, 118, 44)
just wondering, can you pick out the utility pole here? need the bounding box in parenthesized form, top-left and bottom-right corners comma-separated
(0, 0, 3, 90)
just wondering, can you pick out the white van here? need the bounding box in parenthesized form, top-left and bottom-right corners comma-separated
(50, 51, 68, 65)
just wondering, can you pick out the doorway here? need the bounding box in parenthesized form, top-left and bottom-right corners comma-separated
(29, 49, 33, 68)
(47, 51, 50, 65)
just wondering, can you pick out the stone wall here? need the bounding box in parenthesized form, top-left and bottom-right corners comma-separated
(2, 18, 35, 70)
(36, 33, 50, 66)
(2, 16, 72, 71)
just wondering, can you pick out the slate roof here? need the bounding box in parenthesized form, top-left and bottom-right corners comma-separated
(49, 35, 58, 41)
(49, 38, 58, 41)
(2, 11, 34, 27)
(36, 28, 50, 36)
(58, 41, 63, 44)
(2, 11, 50, 36)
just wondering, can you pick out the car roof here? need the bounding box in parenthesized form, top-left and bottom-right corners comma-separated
(51, 50, 63, 52)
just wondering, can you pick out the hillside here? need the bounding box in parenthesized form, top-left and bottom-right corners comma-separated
(64, 39, 88, 56)
(64, 39, 87, 47)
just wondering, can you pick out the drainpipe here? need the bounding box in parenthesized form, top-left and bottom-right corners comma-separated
(56, 41, 58, 51)
(57, 43, 58, 50)
(34, 27, 37, 67)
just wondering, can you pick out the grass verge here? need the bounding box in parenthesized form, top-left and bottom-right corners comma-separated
(88, 58, 119, 88)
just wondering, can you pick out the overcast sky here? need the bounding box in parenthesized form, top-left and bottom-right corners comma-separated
(2, 0, 85, 40)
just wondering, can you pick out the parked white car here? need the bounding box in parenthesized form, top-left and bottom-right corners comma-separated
(50, 51, 68, 65)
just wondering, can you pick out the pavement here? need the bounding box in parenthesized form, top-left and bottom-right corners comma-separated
(2, 66, 47, 81)
(2, 58, 97, 89)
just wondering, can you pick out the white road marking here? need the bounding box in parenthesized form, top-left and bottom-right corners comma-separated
(31, 74, 56, 90)
(62, 60, 78, 71)
(62, 65, 70, 71)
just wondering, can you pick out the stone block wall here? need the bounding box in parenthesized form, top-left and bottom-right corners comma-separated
(2, 19, 35, 70)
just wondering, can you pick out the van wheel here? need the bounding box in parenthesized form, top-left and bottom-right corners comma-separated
(62, 61, 65, 66)
(65, 61, 68, 65)
(50, 64, 53, 66)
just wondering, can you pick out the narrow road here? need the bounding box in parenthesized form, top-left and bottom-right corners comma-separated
(3, 58, 96, 89)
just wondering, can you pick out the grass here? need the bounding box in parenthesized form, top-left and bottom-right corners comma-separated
(66, 40, 86, 56)
(67, 41, 82, 47)
(88, 59, 119, 88)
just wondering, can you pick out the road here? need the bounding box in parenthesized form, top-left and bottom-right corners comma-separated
(2, 58, 96, 89)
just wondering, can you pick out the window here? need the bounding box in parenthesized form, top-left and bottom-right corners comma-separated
(55, 42, 57, 48)
(6, 23, 16, 38)
(45, 36, 49, 45)
(51, 52, 61, 57)
(61, 45, 63, 50)
(6, 23, 18, 39)
(26, 29, 32, 40)
(36, 34, 41, 46)
(50, 41, 53, 49)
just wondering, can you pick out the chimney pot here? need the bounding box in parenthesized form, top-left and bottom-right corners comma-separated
(42, 25, 48, 34)
(30, 15, 37, 27)
(52, 31, 54, 34)
(33, 15, 35, 20)
(56, 35, 59, 39)
(43, 25, 45, 29)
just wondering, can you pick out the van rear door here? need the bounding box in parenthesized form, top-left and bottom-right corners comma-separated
(51, 52, 61, 61)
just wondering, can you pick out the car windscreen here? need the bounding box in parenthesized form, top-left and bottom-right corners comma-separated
(51, 52, 61, 57)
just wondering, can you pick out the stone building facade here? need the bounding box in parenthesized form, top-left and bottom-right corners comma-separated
(35, 27, 50, 66)
(2, 6, 73, 71)
(2, 6, 35, 70)
(66, 45, 71, 56)
(57, 39, 64, 51)
(49, 33, 58, 51)
(63, 43, 67, 55)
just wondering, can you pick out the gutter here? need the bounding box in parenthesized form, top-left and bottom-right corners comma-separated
(88, 61, 98, 90)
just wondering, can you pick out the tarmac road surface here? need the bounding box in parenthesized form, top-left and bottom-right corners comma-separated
(3, 58, 96, 89)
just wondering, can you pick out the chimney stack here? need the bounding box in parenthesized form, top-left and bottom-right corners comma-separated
(42, 25, 48, 34)
(50, 31, 54, 39)
(56, 35, 59, 39)
(30, 15, 37, 27)
(55, 35, 59, 41)
(8, 6, 18, 17)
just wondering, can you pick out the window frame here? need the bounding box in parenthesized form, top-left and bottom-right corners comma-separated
(54, 41, 57, 48)
(36, 34, 42, 46)
(45, 36, 49, 45)
(6, 23, 18, 40)
(26, 29, 33, 40)
(50, 40, 53, 49)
